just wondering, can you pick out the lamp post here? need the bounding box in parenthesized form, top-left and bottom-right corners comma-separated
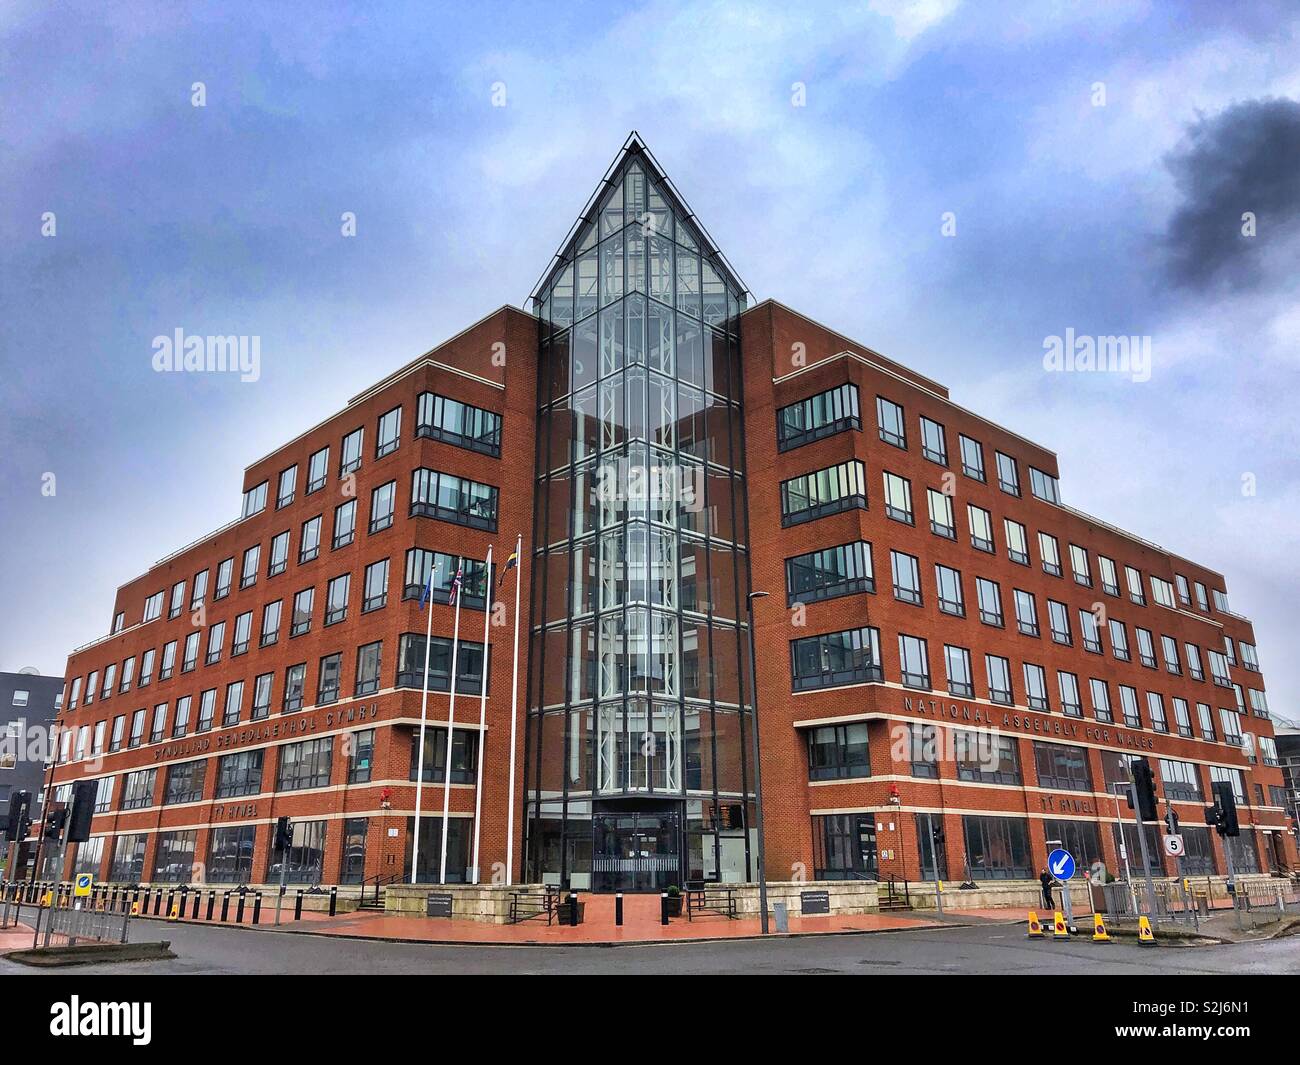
(745, 590, 770, 934)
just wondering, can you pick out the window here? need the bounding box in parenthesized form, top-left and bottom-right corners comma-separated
(348, 729, 375, 783)
(67, 677, 82, 710)
(1125, 565, 1145, 605)
(267, 530, 289, 577)
(216, 750, 264, 798)
(1160, 635, 1181, 674)
(325, 574, 350, 625)
(191, 569, 209, 610)
(1151, 576, 1175, 609)
(1004, 519, 1029, 565)
(396, 634, 489, 694)
(168, 580, 186, 619)
(1068, 545, 1091, 587)
(1208, 650, 1232, 687)
(119, 656, 135, 692)
(180, 632, 198, 673)
(776, 383, 861, 450)
(355, 641, 382, 696)
(876, 396, 906, 448)
(1028, 466, 1059, 503)
(242, 481, 268, 518)
(963, 815, 1032, 879)
(1047, 600, 1071, 644)
(369, 481, 396, 533)
(261, 600, 282, 646)
(84, 670, 97, 705)
(278, 736, 334, 791)
(240, 544, 260, 589)
(333, 500, 356, 549)
(277, 464, 297, 508)
(907, 723, 939, 779)
(1109, 620, 1130, 661)
(1023, 663, 1049, 710)
(92, 720, 105, 754)
(967, 504, 994, 552)
(1136, 628, 1157, 669)
(196, 688, 216, 732)
(1259, 735, 1278, 766)
(1160, 758, 1202, 801)
(109, 714, 124, 751)
(1218, 708, 1243, 746)
(1146, 691, 1168, 733)
(995, 451, 1020, 496)
(1173, 697, 1193, 737)
(283, 663, 307, 713)
(149, 702, 167, 743)
(959, 434, 985, 481)
(1098, 555, 1119, 596)
(1212, 588, 1231, 613)
(223, 680, 244, 726)
(785, 542, 874, 605)
(209, 825, 257, 885)
(363, 559, 389, 612)
(1209, 765, 1245, 805)
(1078, 609, 1102, 653)
(927, 489, 955, 538)
(142, 646, 158, 685)
(299, 515, 321, 563)
(128, 708, 146, 747)
(153, 830, 198, 882)
(271, 819, 329, 885)
(898, 634, 930, 689)
(935, 565, 964, 616)
(410, 468, 500, 531)
(1058, 671, 1082, 717)
(1193, 581, 1209, 611)
(1034, 742, 1091, 790)
(1013, 589, 1038, 636)
(985, 654, 1013, 704)
(807, 723, 871, 781)
(141, 590, 163, 623)
(403, 549, 492, 610)
(231, 611, 252, 656)
(112, 612, 124, 633)
(340, 427, 363, 474)
(956, 732, 1021, 786)
(920, 416, 947, 464)
(1240, 642, 1260, 671)
(291, 587, 314, 636)
(172, 695, 191, 738)
(101, 664, 116, 698)
(307, 446, 329, 493)
(945, 644, 974, 697)
(164, 760, 206, 805)
(1119, 685, 1141, 727)
(314, 652, 343, 705)
(1223, 636, 1237, 666)
(214, 557, 233, 599)
(251, 672, 273, 720)
(976, 577, 1003, 626)
(1089, 679, 1112, 722)
(1248, 688, 1269, 719)
(1038, 532, 1062, 576)
(410, 728, 479, 785)
(790, 627, 882, 690)
(93, 776, 114, 813)
(121, 768, 156, 810)
(779, 461, 866, 526)
(110, 834, 148, 882)
(890, 550, 921, 605)
(416, 392, 503, 456)
(376, 406, 402, 458)
(1197, 702, 1215, 741)
(882, 472, 913, 524)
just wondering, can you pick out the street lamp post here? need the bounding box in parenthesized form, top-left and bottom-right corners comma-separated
(745, 590, 770, 935)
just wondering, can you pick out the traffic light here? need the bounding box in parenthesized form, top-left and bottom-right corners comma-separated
(931, 822, 944, 845)
(273, 816, 293, 853)
(3, 791, 31, 840)
(1210, 780, 1239, 837)
(43, 808, 66, 842)
(1164, 807, 1180, 835)
(66, 780, 97, 843)
(1128, 757, 1158, 822)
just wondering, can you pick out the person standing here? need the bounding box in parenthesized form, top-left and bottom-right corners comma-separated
(1039, 868, 1054, 910)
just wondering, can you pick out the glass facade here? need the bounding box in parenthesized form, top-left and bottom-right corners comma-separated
(525, 144, 754, 891)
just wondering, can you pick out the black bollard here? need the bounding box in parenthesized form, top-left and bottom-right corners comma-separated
(294, 890, 303, 921)
(252, 892, 262, 925)
(192, 889, 201, 919)
(660, 892, 669, 926)
(235, 891, 246, 924)
(221, 890, 231, 922)
(206, 890, 216, 921)
(329, 886, 337, 917)
(615, 893, 624, 926)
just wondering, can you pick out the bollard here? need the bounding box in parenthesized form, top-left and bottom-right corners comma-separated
(329, 886, 337, 917)
(294, 890, 303, 921)
(221, 890, 231, 923)
(166, 889, 176, 917)
(207, 890, 216, 921)
(660, 892, 669, 926)
(569, 893, 580, 927)
(236, 892, 246, 925)
(153, 890, 162, 916)
(192, 889, 201, 919)
(615, 893, 623, 926)
(252, 892, 262, 925)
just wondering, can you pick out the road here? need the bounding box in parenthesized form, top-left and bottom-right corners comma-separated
(3, 910, 1298, 975)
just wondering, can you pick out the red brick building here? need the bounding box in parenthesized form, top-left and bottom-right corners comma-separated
(41, 134, 1293, 896)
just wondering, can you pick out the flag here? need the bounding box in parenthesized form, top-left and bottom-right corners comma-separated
(497, 547, 519, 588)
(447, 562, 464, 607)
(417, 560, 437, 611)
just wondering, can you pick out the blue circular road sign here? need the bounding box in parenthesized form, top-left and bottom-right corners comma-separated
(1047, 848, 1076, 880)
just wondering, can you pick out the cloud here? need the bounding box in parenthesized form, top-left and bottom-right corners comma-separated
(1163, 96, 1300, 290)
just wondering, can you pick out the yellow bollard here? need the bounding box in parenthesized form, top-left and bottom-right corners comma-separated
(1026, 910, 1044, 938)
(1092, 913, 1111, 942)
(1137, 915, 1156, 945)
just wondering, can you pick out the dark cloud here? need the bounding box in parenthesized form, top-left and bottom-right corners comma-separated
(1163, 97, 1300, 289)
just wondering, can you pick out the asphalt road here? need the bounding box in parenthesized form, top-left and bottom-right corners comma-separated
(4, 910, 1298, 975)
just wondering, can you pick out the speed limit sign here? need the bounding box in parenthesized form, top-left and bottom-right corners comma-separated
(1163, 834, 1185, 857)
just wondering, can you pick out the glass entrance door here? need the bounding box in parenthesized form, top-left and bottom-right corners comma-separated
(593, 806, 682, 892)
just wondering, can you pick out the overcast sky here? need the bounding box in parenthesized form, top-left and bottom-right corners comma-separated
(2, 1, 1297, 721)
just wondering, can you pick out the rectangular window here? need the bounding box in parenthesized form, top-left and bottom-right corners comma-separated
(1089, 679, 1112, 722)
(216, 750, 264, 798)
(876, 396, 906, 448)
(1208, 650, 1231, 687)
(109, 714, 125, 751)
(251, 672, 273, 720)
(920, 416, 947, 464)
(995, 451, 1020, 496)
(119, 656, 135, 692)
(967, 504, 994, 552)
(1125, 565, 1146, 605)
(278, 736, 334, 791)
(1136, 628, 1157, 669)
(1193, 581, 1209, 611)
(785, 542, 874, 606)
(121, 768, 157, 810)
(149, 702, 166, 743)
(1058, 671, 1082, 717)
(402, 550, 491, 610)
(1161, 635, 1181, 674)
(164, 759, 206, 805)
(776, 383, 861, 450)
(1023, 663, 1049, 710)
(191, 569, 209, 610)
(153, 830, 198, 882)
(197, 688, 216, 732)
(1119, 685, 1141, 728)
(927, 488, 955, 538)
(240, 544, 260, 589)
(277, 464, 297, 508)
(1068, 544, 1091, 587)
(283, 663, 307, 712)
(1038, 532, 1062, 576)
(1239, 642, 1259, 671)
(241, 481, 267, 518)
(261, 600, 282, 646)
(959, 434, 985, 481)
(1151, 576, 1176, 608)
(93, 776, 114, 813)
(223, 680, 244, 726)
(271, 819, 329, 884)
(333, 500, 356, 549)
(172, 695, 191, 738)
(779, 460, 866, 527)
(1048, 600, 1071, 645)
(307, 446, 329, 493)
(1028, 466, 1059, 503)
(956, 733, 1021, 786)
(985, 654, 1013, 704)
(369, 481, 396, 533)
(1173, 696, 1193, 738)
(363, 559, 389, 612)
(231, 611, 252, 656)
(214, 557, 233, 599)
(267, 530, 289, 576)
(128, 708, 145, 747)
(882, 471, 913, 524)
(349, 729, 375, 783)
(376, 406, 402, 458)
(325, 574, 350, 625)
(355, 640, 382, 696)
(1197, 702, 1215, 741)
(1098, 555, 1119, 596)
(936, 564, 964, 617)
(410, 468, 501, 531)
(1079, 609, 1102, 653)
(209, 825, 258, 885)
(142, 590, 164, 623)
(1013, 589, 1038, 636)
(1109, 620, 1130, 661)
(898, 634, 930, 689)
(300, 515, 321, 563)
(962, 815, 1032, 880)
(409, 729, 479, 785)
(890, 550, 922, 605)
(396, 634, 488, 694)
(110, 834, 148, 882)
(318, 653, 342, 705)
(807, 723, 871, 781)
(1147, 691, 1168, 733)
(416, 392, 503, 456)
(945, 645, 973, 697)
(1218, 708, 1243, 746)
(340, 427, 363, 474)
(1160, 758, 1203, 801)
(1034, 742, 1091, 791)
(790, 627, 882, 690)
(142, 646, 158, 685)
(291, 587, 314, 636)
(976, 578, 1003, 627)
(205, 623, 225, 666)
(168, 580, 186, 619)
(1004, 519, 1029, 565)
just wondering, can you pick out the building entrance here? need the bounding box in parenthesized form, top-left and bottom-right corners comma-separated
(592, 803, 682, 892)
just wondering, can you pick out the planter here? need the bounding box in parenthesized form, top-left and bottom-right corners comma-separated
(665, 895, 683, 918)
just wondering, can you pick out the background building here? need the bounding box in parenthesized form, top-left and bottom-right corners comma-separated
(43, 135, 1295, 896)
(0, 668, 62, 877)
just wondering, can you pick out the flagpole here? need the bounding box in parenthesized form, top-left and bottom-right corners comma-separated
(439, 563, 465, 885)
(470, 544, 493, 885)
(505, 533, 523, 885)
(411, 564, 436, 885)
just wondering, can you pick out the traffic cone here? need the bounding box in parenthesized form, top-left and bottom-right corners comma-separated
(1137, 915, 1156, 946)
(1091, 913, 1111, 942)
(131, 901, 141, 916)
(1026, 910, 1043, 938)
(168, 903, 180, 922)
(1052, 910, 1069, 939)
